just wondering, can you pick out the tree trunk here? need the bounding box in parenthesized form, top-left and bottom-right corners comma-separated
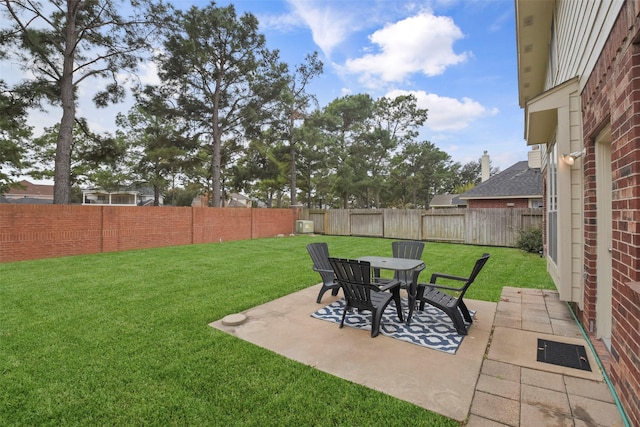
(53, 0, 79, 204)
(289, 117, 297, 206)
(211, 81, 222, 207)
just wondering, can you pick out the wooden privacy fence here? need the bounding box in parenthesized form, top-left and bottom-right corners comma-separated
(299, 208, 543, 248)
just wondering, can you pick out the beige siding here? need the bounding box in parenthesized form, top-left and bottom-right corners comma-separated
(550, 0, 622, 92)
(568, 91, 585, 308)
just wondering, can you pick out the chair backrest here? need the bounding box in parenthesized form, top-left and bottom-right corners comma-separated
(458, 253, 491, 298)
(392, 241, 425, 283)
(306, 242, 334, 285)
(392, 241, 425, 260)
(328, 258, 379, 309)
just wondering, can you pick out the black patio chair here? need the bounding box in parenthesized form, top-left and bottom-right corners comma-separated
(328, 257, 403, 338)
(415, 253, 490, 335)
(391, 240, 425, 289)
(307, 242, 341, 303)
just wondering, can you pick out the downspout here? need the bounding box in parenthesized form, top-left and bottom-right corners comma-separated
(566, 303, 631, 427)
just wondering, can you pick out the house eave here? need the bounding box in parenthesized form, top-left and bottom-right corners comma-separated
(460, 195, 541, 201)
(515, 0, 554, 108)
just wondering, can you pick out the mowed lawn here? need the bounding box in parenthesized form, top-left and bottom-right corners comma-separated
(0, 236, 554, 426)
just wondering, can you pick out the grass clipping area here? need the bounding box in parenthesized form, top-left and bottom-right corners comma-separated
(0, 236, 552, 425)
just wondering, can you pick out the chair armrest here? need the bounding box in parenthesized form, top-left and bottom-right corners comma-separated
(419, 283, 465, 292)
(377, 279, 401, 292)
(418, 273, 468, 292)
(313, 266, 334, 274)
(430, 272, 468, 282)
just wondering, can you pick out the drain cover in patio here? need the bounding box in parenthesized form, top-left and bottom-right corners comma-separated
(537, 338, 592, 371)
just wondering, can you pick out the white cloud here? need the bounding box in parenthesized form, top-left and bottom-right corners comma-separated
(138, 61, 161, 86)
(386, 89, 498, 132)
(340, 87, 352, 96)
(256, 10, 301, 33)
(285, 0, 356, 57)
(344, 10, 469, 85)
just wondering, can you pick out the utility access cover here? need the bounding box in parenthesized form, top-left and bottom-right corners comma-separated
(537, 339, 592, 371)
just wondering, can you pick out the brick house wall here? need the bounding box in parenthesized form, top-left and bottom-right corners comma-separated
(580, 1, 640, 424)
(467, 199, 530, 209)
(0, 205, 298, 263)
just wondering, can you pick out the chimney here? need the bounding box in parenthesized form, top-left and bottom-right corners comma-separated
(481, 151, 490, 182)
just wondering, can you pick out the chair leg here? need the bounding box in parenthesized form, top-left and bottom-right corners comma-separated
(340, 305, 349, 328)
(392, 289, 404, 322)
(371, 309, 383, 338)
(316, 285, 335, 303)
(446, 308, 468, 335)
(458, 300, 472, 323)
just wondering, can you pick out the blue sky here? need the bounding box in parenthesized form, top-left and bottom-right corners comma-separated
(213, 0, 527, 171)
(5, 0, 527, 177)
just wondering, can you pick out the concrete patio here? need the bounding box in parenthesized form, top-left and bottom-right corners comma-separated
(210, 285, 625, 426)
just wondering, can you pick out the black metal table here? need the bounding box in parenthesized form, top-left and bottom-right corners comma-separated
(358, 256, 425, 323)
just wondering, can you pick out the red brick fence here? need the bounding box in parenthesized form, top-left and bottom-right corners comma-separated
(0, 205, 299, 263)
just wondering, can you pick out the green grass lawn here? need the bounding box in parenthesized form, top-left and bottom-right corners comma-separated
(0, 236, 554, 426)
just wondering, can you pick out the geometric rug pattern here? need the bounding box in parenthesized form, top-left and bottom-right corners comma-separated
(311, 298, 473, 354)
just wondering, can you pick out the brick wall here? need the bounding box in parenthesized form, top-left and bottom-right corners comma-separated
(467, 199, 530, 209)
(580, 1, 640, 425)
(0, 205, 298, 263)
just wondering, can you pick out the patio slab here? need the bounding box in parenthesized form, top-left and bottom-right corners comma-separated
(210, 284, 496, 422)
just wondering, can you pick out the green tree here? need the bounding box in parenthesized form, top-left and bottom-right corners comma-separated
(26, 121, 127, 190)
(360, 94, 428, 208)
(316, 94, 373, 208)
(0, 0, 162, 203)
(390, 141, 455, 208)
(164, 183, 200, 206)
(157, 2, 287, 207)
(233, 130, 288, 208)
(296, 120, 332, 208)
(116, 85, 198, 206)
(0, 81, 32, 193)
(278, 52, 323, 207)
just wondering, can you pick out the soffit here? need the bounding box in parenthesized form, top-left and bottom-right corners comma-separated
(515, 0, 554, 108)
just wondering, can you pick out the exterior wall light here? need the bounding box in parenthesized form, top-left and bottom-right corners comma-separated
(562, 150, 584, 165)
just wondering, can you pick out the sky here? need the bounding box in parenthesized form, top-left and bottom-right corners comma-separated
(3, 0, 529, 182)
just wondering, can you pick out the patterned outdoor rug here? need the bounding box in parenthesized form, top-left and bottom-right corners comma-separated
(311, 298, 474, 354)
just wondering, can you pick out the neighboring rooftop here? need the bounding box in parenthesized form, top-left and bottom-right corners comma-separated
(2, 180, 54, 203)
(430, 194, 467, 209)
(459, 161, 542, 200)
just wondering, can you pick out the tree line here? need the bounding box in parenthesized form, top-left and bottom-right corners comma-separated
(0, 0, 495, 208)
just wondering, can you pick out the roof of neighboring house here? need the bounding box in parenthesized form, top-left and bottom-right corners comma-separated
(83, 184, 154, 195)
(7, 197, 53, 204)
(4, 180, 54, 199)
(459, 161, 542, 200)
(430, 194, 467, 208)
